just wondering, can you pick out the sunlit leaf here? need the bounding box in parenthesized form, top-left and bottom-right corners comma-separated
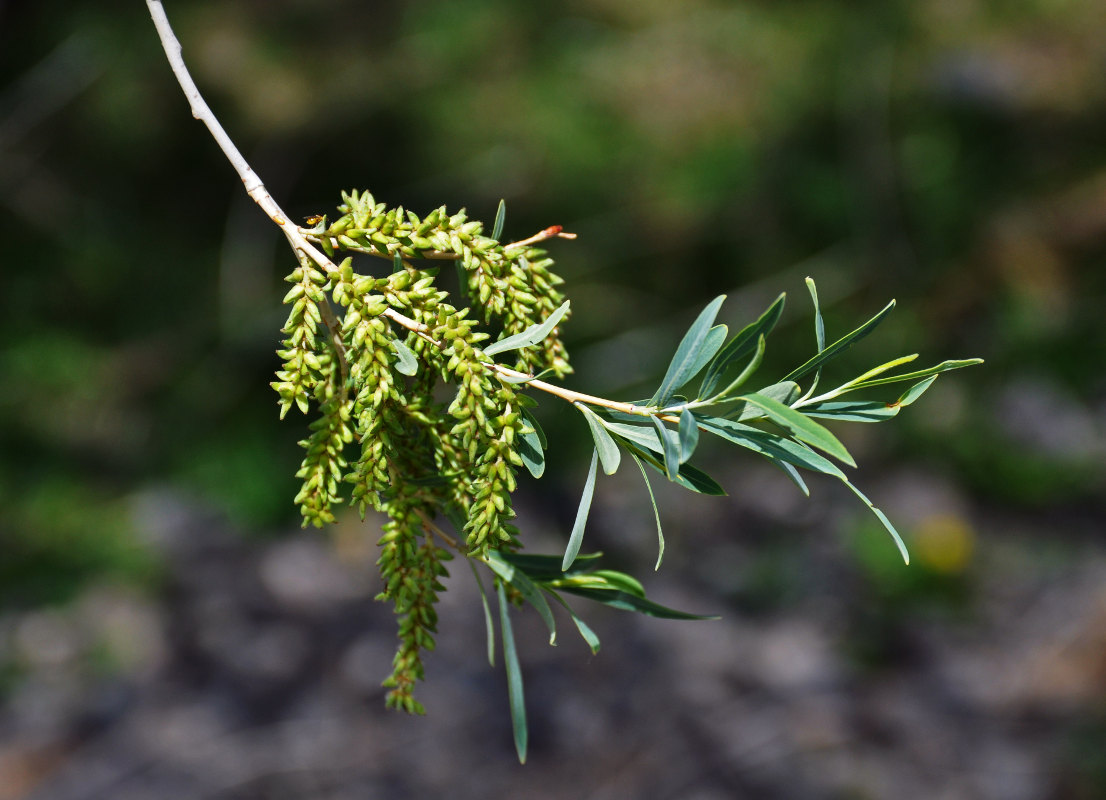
(391, 338, 418, 376)
(847, 358, 984, 390)
(485, 551, 557, 645)
(807, 277, 825, 353)
(841, 478, 910, 565)
(496, 581, 528, 764)
(631, 454, 665, 570)
(499, 551, 604, 582)
(469, 561, 495, 666)
(739, 393, 856, 467)
(563, 450, 599, 570)
(517, 421, 545, 478)
(697, 415, 846, 478)
(678, 408, 699, 464)
(577, 403, 621, 475)
(705, 334, 765, 403)
(895, 375, 939, 407)
(492, 198, 506, 241)
(521, 406, 547, 449)
(558, 587, 719, 620)
(546, 591, 601, 654)
(782, 299, 896, 384)
(651, 295, 727, 406)
(801, 401, 901, 423)
(651, 415, 680, 479)
(484, 300, 571, 356)
(700, 292, 785, 399)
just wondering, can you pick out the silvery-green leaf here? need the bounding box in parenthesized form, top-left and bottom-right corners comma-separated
(700, 292, 785, 399)
(577, 404, 621, 475)
(651, 295, 727, 406)
(391, 338, 418, 376)
(563, 450, 599, 570)
(496, 582, 528, 764)
(782, 299, 896, 384)
(483, 300, 571, 356)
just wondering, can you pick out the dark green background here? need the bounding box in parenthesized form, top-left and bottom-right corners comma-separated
(2, 1, 1105, 796)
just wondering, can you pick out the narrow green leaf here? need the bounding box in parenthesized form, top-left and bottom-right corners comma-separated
(485, 551, 558, 645)
(521, 406, 547, 449)
(706, 334, 766, 403)
(496, 581, 528, 763)
(700, 292, 785, 399)
(484, 300, 571, 356)
(557, 570, 645, 597)
(558, 587, 719, 620)
(725, 380, 800, 419)
(499, 551, 604, 582)
(517, 422, 545, 478)
(631, 454, 665, 570)
(618, 439, 727, 495)
(651, 415, 680, 480)
(678, 408, 699, 463)
(392, 252, 404, 273)
(674, 324, 727, 400)
(469, 561, 495, 667)
(492, 199, 506, 241)
(391, 338, 418, 376)
(546, 591, 601, 654)
(772, 459, 810, 496)
(577, 404, 621, 475)
(802, 401, 901, 423)
(651, 295, 727, 405)
(895, 375, 939, 407)
(841, 479, 910, 565)
(696, 416, 847, 478)
(563, 450, 599, 570)
(739, 393, 856, 467)
(782, 299, 896, 384)
(847, 358, 984, 390)
(806, 277, 825, 352)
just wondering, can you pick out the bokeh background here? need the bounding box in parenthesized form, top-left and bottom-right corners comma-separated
(2, 0, 1106, 797)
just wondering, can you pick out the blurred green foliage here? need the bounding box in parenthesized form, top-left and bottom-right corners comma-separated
(1, 0, 1104, 606)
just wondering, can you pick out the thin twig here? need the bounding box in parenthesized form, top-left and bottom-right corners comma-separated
(146, 0, 651, 422)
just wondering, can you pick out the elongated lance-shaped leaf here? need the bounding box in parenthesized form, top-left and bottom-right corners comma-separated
(469, 560, 495, 667)
(492, 198, 506, 241)
(841, 478, 910, 564)
(772, 458, 810, 496)
(843, 358, 984, 390)
(546, 591, 601, 654)
(484, 300, 571, 356)
(670, 324, 727, 402)
(782, 299, 896, 385)
(577, 403, 621, 475)
(800, 375, 942, 423)
(558, 587, 720, 620)
(485, 551, 557, 645)
(651, 416, 681, 480)
(895, 375, 939, 406)
(802, 401, 902, 423)
(807, 277, 826, 352)
(725, 380, 800, 420)
(651, 295, 727, 406)
(563, 450, 599, 570)
(496, 581, 528, 764)
(706, 333, 766, 403)
(632, 454, 666, 570)
(800, 354, 918, 405)
(604, 427, 727, 495)
(700, 292, 785, 399)
(553, 570, 646, 597)
(739, 393, 856, 467)
(678, 408, 699, 464)
(392, 252, 404, 273)
(499, 551, 604, 582)
(391, 338, 418, 376)
(517, 422, 545, 478)
(521, 406, 547, 449)
(697, 415, 847, 478)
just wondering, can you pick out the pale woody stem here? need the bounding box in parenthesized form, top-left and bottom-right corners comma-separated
(147, 0, 657, 422)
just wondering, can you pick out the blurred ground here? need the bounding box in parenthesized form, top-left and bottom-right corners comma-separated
(2, 0, 1105, 798)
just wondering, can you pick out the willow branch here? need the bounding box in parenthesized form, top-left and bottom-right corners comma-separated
(147, 0, 655, 422)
